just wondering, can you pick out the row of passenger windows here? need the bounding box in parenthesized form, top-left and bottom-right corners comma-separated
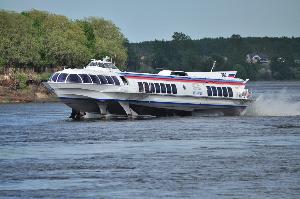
(51, 73, 121, 85)
(207, 86, 233, 97)
(138, 82, 177, 94)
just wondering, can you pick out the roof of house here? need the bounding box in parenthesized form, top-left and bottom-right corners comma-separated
(247, 53, 269, 60)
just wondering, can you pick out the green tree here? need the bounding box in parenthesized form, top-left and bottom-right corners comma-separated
(86, 17, 128, 67)
(270, 57, 293, 80)
(172, 32, 191, 41)
(23, 10, 91, 68)
(0, 10, 40, 69)
(0, 9, 128, 72)
(233, 64, 247, 79)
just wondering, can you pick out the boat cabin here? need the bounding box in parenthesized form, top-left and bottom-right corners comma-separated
(86, 56, 120, 71)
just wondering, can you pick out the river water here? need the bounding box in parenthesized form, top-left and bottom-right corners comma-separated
(0, 81, 299, 198)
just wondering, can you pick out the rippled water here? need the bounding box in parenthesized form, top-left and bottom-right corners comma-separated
(0, 81, 299, 198)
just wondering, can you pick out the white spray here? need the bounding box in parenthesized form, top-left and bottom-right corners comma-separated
(245, 89, 300, 116)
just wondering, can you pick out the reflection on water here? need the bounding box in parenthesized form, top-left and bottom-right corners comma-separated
(0, 81, 299, 198)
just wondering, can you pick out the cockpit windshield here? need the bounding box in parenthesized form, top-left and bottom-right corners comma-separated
(88, 62, 118, 69)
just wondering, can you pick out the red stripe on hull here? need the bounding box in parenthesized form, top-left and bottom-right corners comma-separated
(125, 76, 244, 85)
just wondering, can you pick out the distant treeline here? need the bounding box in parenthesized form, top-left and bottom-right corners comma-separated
(1, 9, 300, 81)
(127, 33, 300, 80)
(0, 9, 128, 72)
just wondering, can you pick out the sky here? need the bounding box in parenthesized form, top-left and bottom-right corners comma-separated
(1, 0, 300, 42)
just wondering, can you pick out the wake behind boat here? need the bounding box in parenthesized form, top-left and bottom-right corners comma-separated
(44, 57, 253, 119)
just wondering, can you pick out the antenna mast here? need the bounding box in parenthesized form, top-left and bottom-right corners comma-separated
(210, 61, 216, 72)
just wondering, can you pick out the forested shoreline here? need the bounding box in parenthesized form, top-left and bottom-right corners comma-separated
(127, 33, 300, 80)
(0, 9, 128, 102)
(0, 9, 127, 72)
(1, 9, 300, 82)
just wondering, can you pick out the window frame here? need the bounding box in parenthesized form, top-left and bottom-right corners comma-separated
(166, 84, 172, 94)
(120, 76, 128, 85)
(144, 82, 150, 93)
(111, 76, 120, 85)
(56, 73, 68, 83)
(171, 84, 177, 94)
(154, 83, 161, 93)
(206, 86, 212, 96)
(89, 75, 100, 84)
(222, 87, 228, 97)
(150, 83, 155, 93)
(78, 74, 92, 84)
(105, 76, 114, 84)
(138, 82, 144, 92)
(97, 75, 108, 84)
(227, 87, 233, 97)
(211, 86, 217, 96)
(66, 74, 82, 83)
(51, 73, 60, 82)
(217, 87, 223, 97)
(160, 83, 166, 93)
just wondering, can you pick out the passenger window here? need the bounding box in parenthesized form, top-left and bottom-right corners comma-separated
(57, 73, 68, 82)
(160, 83, 166, 93)
(66, 74, 82, 83)
(217, 87, 222, 96)
(211, 86, 217, 96)
(138, 82, 144, 92)
(78, 74, 92, 83)
(51, 73, 60, 82)
(150, 83, 155, 93)
(112, 76, 120, 85)
(105, 76, 114, 84)
(89, 75, 100, 84)
(222, 87, 228, 97)
(144, 82, 150, 93)
(227, 87, 233, 97)
(120, 76, 128, 85)
(98, 75, 107, 84)
(154, 83, 161, 93)
(166, 84, 172, 94)
(171, 84, 177, 94)
(206, 86, 212, 96)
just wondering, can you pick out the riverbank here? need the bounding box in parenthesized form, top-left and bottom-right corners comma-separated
(0, 85, 58, 104)
(0, 70, 59, 104)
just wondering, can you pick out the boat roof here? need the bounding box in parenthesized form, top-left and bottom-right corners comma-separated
(121, 70, 242, 81)
(85, 56, 120, 71)
(120, 71, 245, 84)
(56, 57, 246, 83)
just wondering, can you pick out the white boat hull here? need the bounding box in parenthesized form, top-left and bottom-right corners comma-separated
(46, 82, 249, 116)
